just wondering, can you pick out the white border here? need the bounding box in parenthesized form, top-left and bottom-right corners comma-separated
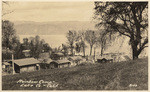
(0, 0, 149, 92)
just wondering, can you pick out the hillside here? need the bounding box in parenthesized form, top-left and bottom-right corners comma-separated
(2, 57, 148, 90)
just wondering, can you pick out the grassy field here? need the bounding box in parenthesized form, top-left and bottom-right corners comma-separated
(2, 57, 148, 90)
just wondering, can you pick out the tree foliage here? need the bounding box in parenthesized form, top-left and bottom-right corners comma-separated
(23, 35, 52, 59)
(2, 20, 52, 60)
(2, 20, 18, 50)
(94, 2, 148, 59)
(2, 20, 24, 60)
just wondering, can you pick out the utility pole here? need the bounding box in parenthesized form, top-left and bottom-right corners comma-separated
(94, 47, 96, 63)
(12, 52, 15, 74)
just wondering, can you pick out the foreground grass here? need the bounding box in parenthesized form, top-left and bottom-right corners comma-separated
(2, 57, 148, 90)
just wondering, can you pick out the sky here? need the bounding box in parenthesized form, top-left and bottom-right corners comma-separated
(2, 1, 96, 48)
(2, 1, 95, 22)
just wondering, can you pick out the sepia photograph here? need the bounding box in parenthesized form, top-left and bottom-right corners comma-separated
(2, 1, 148, 90)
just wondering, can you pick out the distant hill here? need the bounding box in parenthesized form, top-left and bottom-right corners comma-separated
(13, 21, 96, 35)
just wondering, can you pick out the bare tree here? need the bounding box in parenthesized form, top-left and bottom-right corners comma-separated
(94, 2, 148, 59)
(97, 32, 107, 56)
(66, 30, 77, 56)
(96, 30, 114, 56)
(76, 31, 87, 57)
(85, 30, 97, 56)
(61, 44, 69, 56)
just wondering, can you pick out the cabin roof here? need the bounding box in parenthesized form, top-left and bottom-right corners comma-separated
(54, 52, 64, 56)
(13, 58, 40, 66)
(3, 62, 10, 65)
(51, 59, 71, 64)
(46, 58, 53, 64)
(22, 50, 30, 53)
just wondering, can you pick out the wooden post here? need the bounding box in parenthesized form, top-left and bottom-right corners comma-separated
(12, 53, 15, 74)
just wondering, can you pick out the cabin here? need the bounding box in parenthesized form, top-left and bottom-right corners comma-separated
(12, 58, 40, 73)
(39, 58, 53, 69)
(68, 56, 83, 66)
(49, 52, 71, 69)
(96, 55, 113, 63)
(2, 62, 11, 72)
(49, 59, 71, 69)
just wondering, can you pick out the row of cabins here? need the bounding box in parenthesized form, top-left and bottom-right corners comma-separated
(3, 58, 71, 74)
(2, 51, 131, 74)
(2, 52, 81, 74)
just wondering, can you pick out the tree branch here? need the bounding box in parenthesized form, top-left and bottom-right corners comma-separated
(138, 37, 148, 54)
(107, 21, 131, 37)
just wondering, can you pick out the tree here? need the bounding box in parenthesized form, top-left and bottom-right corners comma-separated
(76, 31, 87, 57)
(61, 44, 69, 56)
(85, 30, 97, 56)
(97, 30, 113, 56)
(97, 31, 107, 56)
(28, 35, 41, 58)
(94, 2, 148, 59)
(23, 36, 52, 58)
(75, 43, 81, 53)
(43, 43, 52, 52)
(22, 38, 30, 50)
(2, 20, 22, 59)
(2, 20, 17, 50)
(66, 30, 77, 56)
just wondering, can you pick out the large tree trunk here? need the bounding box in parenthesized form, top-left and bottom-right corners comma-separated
(131, 44, 138, 60)
(90, 45, 93, 56)
(130, 39, 143, 60)
(131, 6, 142, 60)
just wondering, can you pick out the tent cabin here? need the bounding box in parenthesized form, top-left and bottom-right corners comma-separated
(12, 58, 40, 73)
(49, 59, 71, 69)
